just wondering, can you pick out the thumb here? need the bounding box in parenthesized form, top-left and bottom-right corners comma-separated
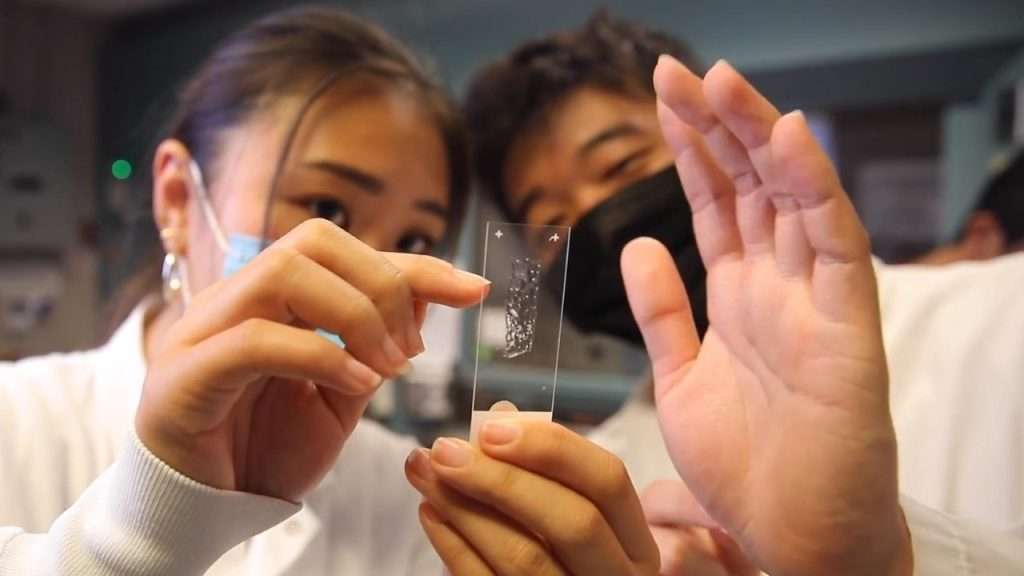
(622, 238, 701, 400)
(641, 479, 719, 530)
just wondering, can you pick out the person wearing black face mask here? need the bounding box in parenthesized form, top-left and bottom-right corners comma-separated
(547, 166, 708, 344)
(463, 9, 1024, 576)
(467, 11, 705, 348)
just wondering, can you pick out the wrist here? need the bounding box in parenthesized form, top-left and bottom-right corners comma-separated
(890, 505, 915, 576)
(821, 504, 914, 576)
(136, 398, 232, 491)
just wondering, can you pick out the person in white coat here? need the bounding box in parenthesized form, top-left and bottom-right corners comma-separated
(458, 11, 1024, 575)
(915, 148, 1024, 266)
(0, 6, 666, 575)
(0, 6, 474, 574)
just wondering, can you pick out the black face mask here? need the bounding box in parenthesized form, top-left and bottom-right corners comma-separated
(544, 166, 708, 346)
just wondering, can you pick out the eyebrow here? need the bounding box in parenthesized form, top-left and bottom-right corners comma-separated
(305, 160, 384, 195)
(416, 200, 450, 222)
(577, 122, 643, 159)
(510, 123, 644, 219)
(306, 160, 449, 223)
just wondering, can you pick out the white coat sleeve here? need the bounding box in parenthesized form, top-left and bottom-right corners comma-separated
(901, 496, 1024, 576)
(0, 431, 297, 576)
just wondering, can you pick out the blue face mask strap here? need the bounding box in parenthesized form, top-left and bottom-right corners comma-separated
(186, 135, 347, 349)
(188, 159, 232, 256)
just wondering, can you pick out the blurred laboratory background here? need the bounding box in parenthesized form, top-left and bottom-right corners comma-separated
(2, 0, 1023, 439)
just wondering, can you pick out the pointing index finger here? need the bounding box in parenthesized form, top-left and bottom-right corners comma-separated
(384, 252, 491, 308)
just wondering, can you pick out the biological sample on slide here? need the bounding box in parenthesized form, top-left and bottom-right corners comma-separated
(504, 257, 542, 358)
(470, 222, 570, 445)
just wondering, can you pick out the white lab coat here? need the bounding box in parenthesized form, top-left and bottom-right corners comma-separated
(0, 301, 441, 575)
(2, 254, 1023, 574)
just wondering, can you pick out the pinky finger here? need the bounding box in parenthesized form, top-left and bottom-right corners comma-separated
(419, 502, 495, 576)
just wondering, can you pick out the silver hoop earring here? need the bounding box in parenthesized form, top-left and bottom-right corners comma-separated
(162, 252, 183, 303)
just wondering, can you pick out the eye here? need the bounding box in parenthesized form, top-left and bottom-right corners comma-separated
(397, 232, 436, 255)
(544, 214, 569, 228)
(309, 198, 350, 229)
(601, 148, 651, 181)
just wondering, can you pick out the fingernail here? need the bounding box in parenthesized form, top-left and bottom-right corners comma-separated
(405, 448, 433, 481)
(420, 502, 442, 524)
(406, 322, 426, 357)
(431, 438, 472, 468)
(455, 269, 490, 285)
(344, 357, 382, 390)
(395, 360, 413, 377)
(382, 335, 412, 373)
(481, 420, 521, 446)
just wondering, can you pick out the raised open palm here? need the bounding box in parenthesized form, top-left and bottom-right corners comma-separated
(622, 57, 911, 576)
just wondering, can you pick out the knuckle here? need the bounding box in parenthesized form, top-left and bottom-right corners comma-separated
(506, 538, 553, 576)
(261, 246, 301, 283)
(346, 291, 381, 327)
(487, 457, 524, 494)
(522, 421, 568, 462)
(299, 216, 338, 241)
(442, 541, 482, 574)
(595, 456, 633, 503)
(232, 318, 269, 352)
(371, 265, 411, 306)
(559, 504, 606, 550)
(259, 248, 302, 306)
(284, 217, 340, 254)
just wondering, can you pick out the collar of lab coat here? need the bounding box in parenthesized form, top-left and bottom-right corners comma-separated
(96, 298, 328, 575)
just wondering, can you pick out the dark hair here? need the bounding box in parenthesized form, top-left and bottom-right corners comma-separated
(107, 5, 467, 334)
(967, 148, 1024, 246)
(464, 9, 701, 216)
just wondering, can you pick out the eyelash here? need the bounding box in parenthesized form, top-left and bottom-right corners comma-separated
(305, 196, 438, 255)
(602, 148, 651, 181)
(308, 197, 350, 229)
(397, 233, 436, 255)
(544, 214, 568, 227)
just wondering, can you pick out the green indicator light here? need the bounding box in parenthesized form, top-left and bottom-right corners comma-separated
(112, 159, 132, 180)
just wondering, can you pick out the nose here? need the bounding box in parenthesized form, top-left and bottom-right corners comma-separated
(568, 185, 617, 224)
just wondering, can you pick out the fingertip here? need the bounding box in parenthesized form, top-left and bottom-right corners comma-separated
(430, 437, 474, 470)
(706, 58, 733, 78)
(653, 54, 697, 103)
(454, 268, 490, 286)
(771, 110, 810, 150)
(480, 419, 522, 447)
(454, 269, 491, 303)
(654, 62, 719, 136)
(340, 355, 383, 393)
(419, 501, 443, 524)
(405, 447, 434, 483)
(703, 58, 745, 108)
(771, 110, 838, 195)
(654, 53, 685, 89)
(771, 110, 808, 162)
(622, 237, 674, 280)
